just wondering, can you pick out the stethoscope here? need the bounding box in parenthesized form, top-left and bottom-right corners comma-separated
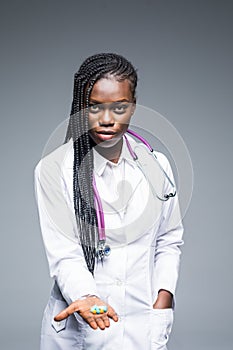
(93, 129, 176, 260)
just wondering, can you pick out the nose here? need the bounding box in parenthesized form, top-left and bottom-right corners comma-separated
(98, 108, 114, 126)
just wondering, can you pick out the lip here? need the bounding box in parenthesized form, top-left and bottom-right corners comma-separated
(96, 130, 116, 141)
(96, 130, 116, 135)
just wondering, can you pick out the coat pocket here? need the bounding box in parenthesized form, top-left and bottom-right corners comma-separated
(150, 308, 174, 349)
(51, 299, 68, 333)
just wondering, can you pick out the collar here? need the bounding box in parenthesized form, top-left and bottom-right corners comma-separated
(93, 134, 137, 177)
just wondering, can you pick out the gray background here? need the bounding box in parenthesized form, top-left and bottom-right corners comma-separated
(1, 0, 232, 349)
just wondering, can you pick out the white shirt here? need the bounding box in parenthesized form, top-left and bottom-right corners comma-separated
(34, 135, 184, 349)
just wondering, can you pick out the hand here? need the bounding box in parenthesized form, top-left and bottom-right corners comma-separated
(153, 289, 173, 309)
(54, 296, 118, 330)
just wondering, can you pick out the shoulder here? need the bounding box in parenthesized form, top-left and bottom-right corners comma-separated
(34, 139, 73, 180)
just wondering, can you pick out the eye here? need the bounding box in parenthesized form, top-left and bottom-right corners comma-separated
(89, 104, 101, 113)
(113, 104, 129, 114)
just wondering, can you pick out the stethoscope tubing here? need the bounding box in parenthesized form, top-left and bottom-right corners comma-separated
(92, 129, 177, 254)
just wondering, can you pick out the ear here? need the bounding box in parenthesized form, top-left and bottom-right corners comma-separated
(131, 98, 137, 115)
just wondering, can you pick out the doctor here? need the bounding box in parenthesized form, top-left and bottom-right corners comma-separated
(34, 53, 184, 349)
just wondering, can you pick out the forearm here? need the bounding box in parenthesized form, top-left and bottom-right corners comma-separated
(153, 243, 182, 299)
(55, 258, 98, 304)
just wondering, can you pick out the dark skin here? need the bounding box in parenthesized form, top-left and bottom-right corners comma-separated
(54, 296, 118, 330)
(54, 76, 173, 330)
(88, 76, 136, 163)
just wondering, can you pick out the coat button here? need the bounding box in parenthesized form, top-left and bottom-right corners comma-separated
(115, 279, 123, 286)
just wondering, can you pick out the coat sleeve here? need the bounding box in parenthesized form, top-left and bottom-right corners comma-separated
(34, 155, 98, 305)
(153, 153, 184, 305)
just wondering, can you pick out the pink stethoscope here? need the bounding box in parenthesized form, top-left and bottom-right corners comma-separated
(93, 129, 176, 260)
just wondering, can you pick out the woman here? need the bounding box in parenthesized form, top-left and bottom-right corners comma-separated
(34, 53, 184, 349)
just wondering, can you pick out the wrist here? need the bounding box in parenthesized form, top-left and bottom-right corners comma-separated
(79, 294, 98, 300)
(153, 289, 173, 309)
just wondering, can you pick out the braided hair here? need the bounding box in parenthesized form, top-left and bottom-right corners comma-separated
(65, 53, 138, 274)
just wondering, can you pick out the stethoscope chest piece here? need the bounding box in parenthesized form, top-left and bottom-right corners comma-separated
(96, 240, 111, 260)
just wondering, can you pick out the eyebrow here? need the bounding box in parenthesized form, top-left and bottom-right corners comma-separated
(89, 98, 131, 104)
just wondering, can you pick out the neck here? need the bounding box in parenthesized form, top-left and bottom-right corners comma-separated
(94, 138, 123, 164)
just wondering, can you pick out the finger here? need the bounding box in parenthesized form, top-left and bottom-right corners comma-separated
(100, 314, 110, 328)
(80, 310, 108, 329)
(85, 315, 98, 330)
(54, 303, 77, 321)
(107, 306, 119, 322)
(95, 316, 106, 330)
(110, 312, 118, 322)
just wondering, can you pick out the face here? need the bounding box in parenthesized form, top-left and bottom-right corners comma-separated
(88, 76, 136, 148)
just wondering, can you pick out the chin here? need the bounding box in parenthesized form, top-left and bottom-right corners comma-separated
(96, 136, 122, 149)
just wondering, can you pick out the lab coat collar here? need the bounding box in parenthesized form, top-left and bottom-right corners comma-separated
(93, 135, 137, 177)
(62, 134, 137, 173)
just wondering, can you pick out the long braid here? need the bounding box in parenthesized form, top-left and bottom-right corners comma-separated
(64, 53, 137, 274)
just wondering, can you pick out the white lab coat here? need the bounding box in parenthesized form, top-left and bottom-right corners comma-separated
(34, 135, 184, 350)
